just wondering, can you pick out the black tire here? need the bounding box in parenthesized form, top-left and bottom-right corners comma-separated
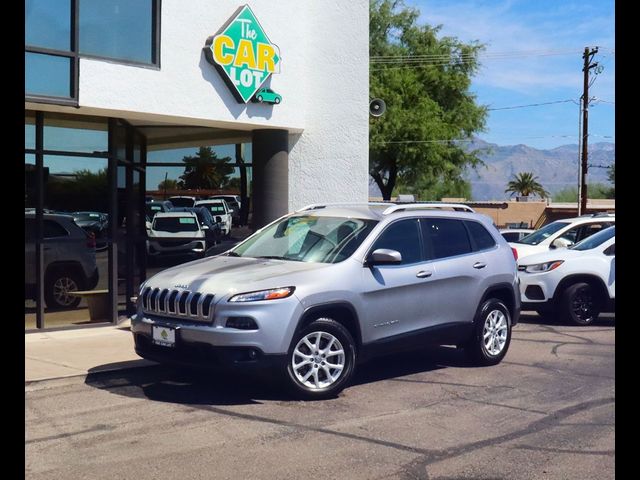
(285, 318, 356, 400)
(275, 97, 281, 104)
(257, 95, 263, 102)
(560, 282, 601, 326)
(44, 268, 83, 310)
(465, 299, 512, 366)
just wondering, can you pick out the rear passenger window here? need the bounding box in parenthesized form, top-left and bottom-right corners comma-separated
(43, 220, 68, 238)
(370, 219, 421, 265)
(464, 221, 496, 251)
(421, 218, 471, 259)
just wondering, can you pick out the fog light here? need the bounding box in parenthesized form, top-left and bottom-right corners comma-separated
(226, 316, 258, 330)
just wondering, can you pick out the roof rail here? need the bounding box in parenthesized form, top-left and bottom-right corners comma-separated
(382, 202, 476, 215)
(296, 202, 394, 212)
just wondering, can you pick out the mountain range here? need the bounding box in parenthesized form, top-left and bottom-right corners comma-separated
(369, 139, 615, 201)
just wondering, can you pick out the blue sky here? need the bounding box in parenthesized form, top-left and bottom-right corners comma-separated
(406, 0, 615, 149)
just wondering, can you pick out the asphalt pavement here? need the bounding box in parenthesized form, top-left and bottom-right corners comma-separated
(25, 313, 614, 480)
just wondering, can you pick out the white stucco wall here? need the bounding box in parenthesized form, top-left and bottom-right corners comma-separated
(76, 0, 369, 212)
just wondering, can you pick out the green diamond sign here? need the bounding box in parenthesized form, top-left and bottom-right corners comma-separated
(204, 5, 281, 104)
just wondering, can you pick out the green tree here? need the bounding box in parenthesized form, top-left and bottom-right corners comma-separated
(178, 147, 234, 190)
(607, 163, 615, 198)
(553, 183, 613, 202)
(158, 178, 178, 191)
(369, 0, 488, 200)
(505, 172, 549, 199)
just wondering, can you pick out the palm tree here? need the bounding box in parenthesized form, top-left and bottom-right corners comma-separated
(505, 172, 549, 199)
(178, 147, 234, 190)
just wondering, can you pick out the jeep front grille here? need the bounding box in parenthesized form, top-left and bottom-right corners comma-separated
(140, 287, 214, 322)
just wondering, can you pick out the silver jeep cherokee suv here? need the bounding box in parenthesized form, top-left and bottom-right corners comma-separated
(132, 203, 520, 399)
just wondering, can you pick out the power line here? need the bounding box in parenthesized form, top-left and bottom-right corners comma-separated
(487, 99, 576, 111)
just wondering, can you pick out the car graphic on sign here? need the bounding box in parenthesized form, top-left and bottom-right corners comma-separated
(252, 88, 282, 104)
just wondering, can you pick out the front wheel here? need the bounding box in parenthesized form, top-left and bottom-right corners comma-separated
(257, 95, 263, 102)
(561, 282, 600, 325)
(285, 318, 356, 400)
(465, 299, 512, 366)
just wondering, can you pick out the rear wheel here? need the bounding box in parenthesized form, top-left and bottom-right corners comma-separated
(285, 318, 356, 400)
(44, 268, 83, 310)
(465, 299, 512, 366)
(561, 282, 601, 325)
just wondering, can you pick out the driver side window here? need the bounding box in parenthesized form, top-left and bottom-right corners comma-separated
(370, 219, 422, 265)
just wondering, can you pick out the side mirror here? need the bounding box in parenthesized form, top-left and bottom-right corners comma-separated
(366, 248, 402, 266)
(215, 216, 222, 223)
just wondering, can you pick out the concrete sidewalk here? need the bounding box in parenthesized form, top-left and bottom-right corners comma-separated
(25, 319, 156, 383)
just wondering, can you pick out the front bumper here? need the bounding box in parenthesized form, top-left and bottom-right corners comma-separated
(133, 332, 286, 371)
(147, 239, 206, 256)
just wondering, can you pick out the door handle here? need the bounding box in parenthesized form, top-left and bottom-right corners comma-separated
(473, 262, 486, 269)
(416, 270, 433, 278)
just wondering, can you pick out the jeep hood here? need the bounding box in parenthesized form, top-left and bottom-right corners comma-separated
(143, 255, 332, 300)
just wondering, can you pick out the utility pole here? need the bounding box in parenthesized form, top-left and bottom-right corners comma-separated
(579, 46, 599, 215)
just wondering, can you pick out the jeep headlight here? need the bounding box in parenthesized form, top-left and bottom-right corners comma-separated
(523, 260, 564, 273)
(229, 287, 295, 302)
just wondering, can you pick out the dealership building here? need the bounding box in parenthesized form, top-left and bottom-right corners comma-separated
(25, 0, 369, 329)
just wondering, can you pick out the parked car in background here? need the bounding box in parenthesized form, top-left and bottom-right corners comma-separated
(25, 213, 99, 310)
(209, 195, 241, 225)
(517, 225, 615, 325)
(146, 211, 207, 260)
(500, 228, 535, 243)
(71, 211, 108, 234)
(170, 206, 223, 247)
(132, 203, 520, 399)
(195, 199, 232, 237)
(168, 196, 197, 208)
(146, 200, 174, 220)
(509, 213, 615, 261)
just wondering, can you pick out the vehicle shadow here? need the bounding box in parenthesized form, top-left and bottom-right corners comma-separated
(84, 345, 473, 406)
(517, 311, 616, 327)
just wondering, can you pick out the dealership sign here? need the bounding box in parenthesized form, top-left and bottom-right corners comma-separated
(204, 5, 281, 103)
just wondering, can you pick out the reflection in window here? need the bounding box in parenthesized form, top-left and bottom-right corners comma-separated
(26, 113, 36, 149)
(26, 0, 71, 50)
(25, 155, 37, 210)
(43, 156, 109, 214)
(44, 114, 108, 153)
(26, 53, 72, 98)
(79, 0, 154, 64)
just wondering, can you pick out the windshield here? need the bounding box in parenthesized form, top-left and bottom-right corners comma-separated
(201, 203, 226, 214)
(516, 221, 569, 245)
(153, 216, 199, 232)
(73, 212, 101, 221)
(231, 215, 378, 264)
(570, 225, 615, 251)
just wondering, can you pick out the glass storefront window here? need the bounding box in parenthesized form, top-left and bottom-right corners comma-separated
(79, 0, 154, 64)
(42, 155, 109, 327)
(44, 114, 108, 154)
(26, 113, 36, 150)
(25, 53, 72, 98)
(26, 0, 71, 51)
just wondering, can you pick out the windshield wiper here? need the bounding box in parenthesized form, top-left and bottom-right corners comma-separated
(226, 251, 241, 257)
(255, 255, 300, 261)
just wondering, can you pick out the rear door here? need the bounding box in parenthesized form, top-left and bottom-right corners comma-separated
(418, 218, 489, 327)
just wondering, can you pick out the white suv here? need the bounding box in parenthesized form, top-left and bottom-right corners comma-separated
(509, 213, 614, 261)
(146, 212, 206, 259)
(195, 199, 232, 237)
(517, 225, 615, 325)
